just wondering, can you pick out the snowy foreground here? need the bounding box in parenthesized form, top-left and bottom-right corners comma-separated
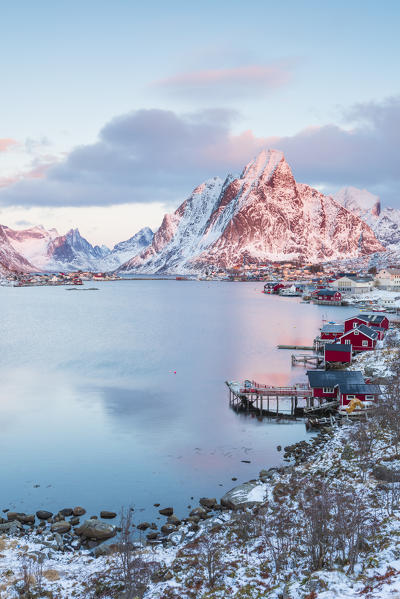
(2, 336, 400, 598)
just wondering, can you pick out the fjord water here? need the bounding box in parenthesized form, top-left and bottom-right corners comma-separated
(0, 281, 355, 521)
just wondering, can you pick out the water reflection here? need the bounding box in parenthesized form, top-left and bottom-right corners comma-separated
(0, 282, 356, 518)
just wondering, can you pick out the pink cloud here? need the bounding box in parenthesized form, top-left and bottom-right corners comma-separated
(0, 138, 18, 152)
(153, 64, 292, 97)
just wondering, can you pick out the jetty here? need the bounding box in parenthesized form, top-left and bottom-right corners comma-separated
(291, 353, 324, 368)
(225, 380, 313, 419)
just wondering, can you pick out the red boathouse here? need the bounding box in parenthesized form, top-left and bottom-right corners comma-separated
(324, 343, 352, 365)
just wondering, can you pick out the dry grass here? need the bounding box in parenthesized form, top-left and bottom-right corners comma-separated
(43, 569, 60, 581)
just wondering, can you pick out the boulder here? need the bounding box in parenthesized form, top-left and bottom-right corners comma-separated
(7, 512, 35, 524)
(167, 514, 181, 526)
(73, 507, 86, 517)
(0, 520, 22, 534)
(59, 508, 73, 518)
(51, 521, 71, 534)
(189, 507, 207, 519)
(36, 510, 53, 520)
(100, 511, 117, 519)
(76, 519, 116, 540)
(161, 524, 176, 535)
(158, 507, 173, 517)
(199, 497, 217, 509)
(221, 482, 266, 509)
(137, 522, 150, 531)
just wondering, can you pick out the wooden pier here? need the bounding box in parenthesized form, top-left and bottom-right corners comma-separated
(291, 353, 324, 368)
(225, 380, 313, 419)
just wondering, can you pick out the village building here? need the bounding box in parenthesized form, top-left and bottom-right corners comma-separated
(339, 324, 379, 352)
(306, 370, 364, 402)
(324, 343, 352, 366)
(306, 370, 381, 413)
(375, 268, 400, 290)
(312, 289, 342, 304)
(330, 275, 374, 294)
(320, 323, 345, 340)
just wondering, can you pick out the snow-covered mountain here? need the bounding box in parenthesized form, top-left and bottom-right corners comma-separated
(99, 227, 154, 271)
(0, 225, 153, 272)
(0, 226, 37, 273)
(334, 187, 400, 259)
(119, 149, 385, 274)
(333, 187, 381, 226)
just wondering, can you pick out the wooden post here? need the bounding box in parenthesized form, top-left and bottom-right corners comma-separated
(277, 396, 279, 415)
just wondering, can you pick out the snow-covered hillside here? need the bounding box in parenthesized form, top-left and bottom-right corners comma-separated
(120, 149, 385, 274)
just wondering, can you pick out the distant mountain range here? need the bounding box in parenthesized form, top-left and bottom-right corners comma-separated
(1, 148, 400, 275)
(0, 224, 154, 273)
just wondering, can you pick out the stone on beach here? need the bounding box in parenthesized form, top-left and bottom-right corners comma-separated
(76, 518, 117, 540)
(100, 510, 117, 519)
(36, 510, 53, 520)
(158, 507, 173, 516)
(51, 521, 71, 534)
(221, 481, 267, 509)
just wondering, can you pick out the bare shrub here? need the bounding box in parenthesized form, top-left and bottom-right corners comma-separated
(261, 503, 296, 572)
(196, 534, 224, 589)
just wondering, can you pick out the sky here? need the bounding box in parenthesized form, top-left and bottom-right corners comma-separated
(0, 0, 399, 246)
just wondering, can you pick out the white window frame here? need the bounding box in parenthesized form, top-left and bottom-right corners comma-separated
(345, 339, 351, 344)
(362, 340, 368, 347)
(365, 395, 374, 401)
(346, 395, 356, 400)
(323, 387, 335, 393)
(354, 330, 359, 335)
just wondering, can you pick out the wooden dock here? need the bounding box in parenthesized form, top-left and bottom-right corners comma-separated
(291, 353, 324, 368)
(225, 380, 313, 419)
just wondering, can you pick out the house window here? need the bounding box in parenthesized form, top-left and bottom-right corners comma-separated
(362, 340, 368, 347)
(354, 331, 359, 335)
(353, 322, 358, 328)
(365, 395, 374, 401)
(346, 395, 356, 400)
(323, 387, 335, 393)
(345, 339, 351, 344)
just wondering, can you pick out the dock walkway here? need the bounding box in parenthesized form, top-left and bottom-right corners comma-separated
(225, 380, 313, 419)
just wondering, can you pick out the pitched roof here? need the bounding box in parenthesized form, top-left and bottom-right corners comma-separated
(316, 289, 338, 296)
(356, 313, 387, 324)
(324, 343, 352, 353)
(306, 370, 364, 388)
(356, 324, 379, 339)
(344, 315, 368, 323)
(340, 324, 378, 340)
(321, 324, 344, 333)
(339, 383, 381, 395)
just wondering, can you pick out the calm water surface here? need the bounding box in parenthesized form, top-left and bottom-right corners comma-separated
(0, 281, 356, 520)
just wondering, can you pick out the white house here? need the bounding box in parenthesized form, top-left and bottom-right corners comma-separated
(375, 268, 400, 290)
(331, 276, 374, 295)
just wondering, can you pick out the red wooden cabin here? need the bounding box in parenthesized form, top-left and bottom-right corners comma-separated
(339, 324, 378, 352)
(320, 323, 344, 340)
(324, 343, 352, 365)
